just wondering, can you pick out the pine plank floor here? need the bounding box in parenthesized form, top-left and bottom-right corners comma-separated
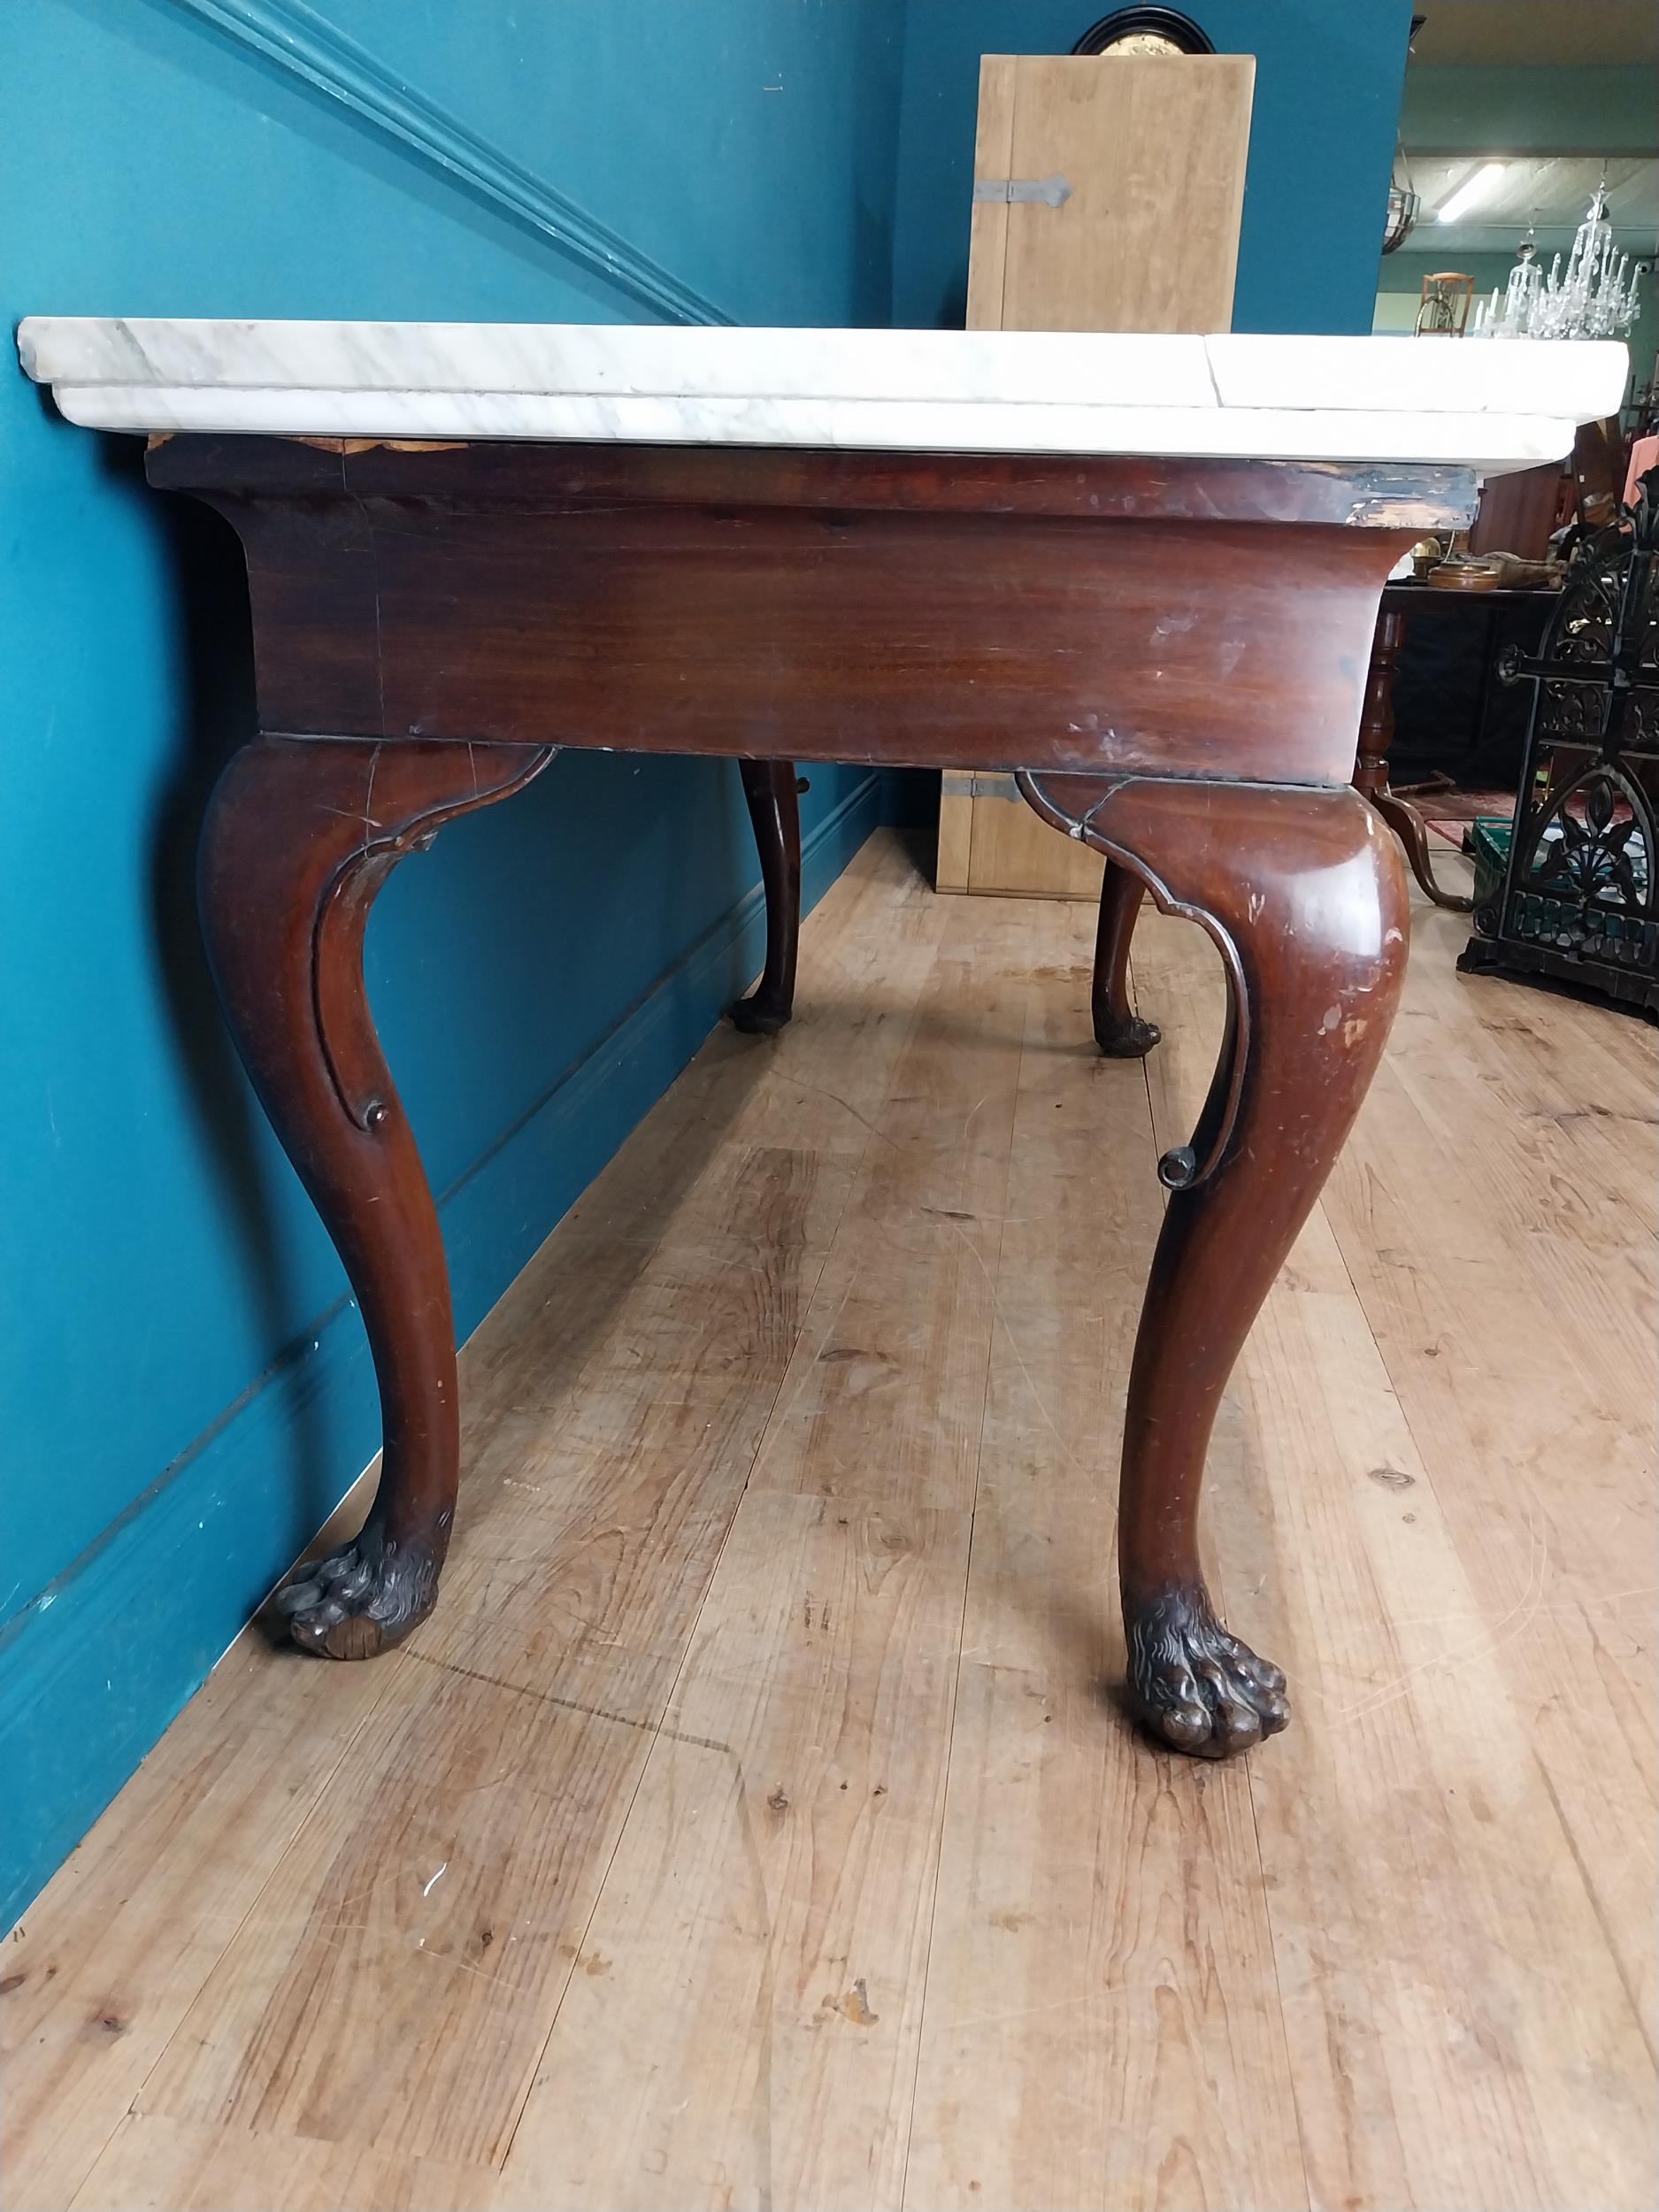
(4, 829, 1655, 2212)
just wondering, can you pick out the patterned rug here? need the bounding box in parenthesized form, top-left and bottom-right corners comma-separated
(1398, 785, 1513, 853)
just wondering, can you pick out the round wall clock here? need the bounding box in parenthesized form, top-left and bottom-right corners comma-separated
(1073, 7, 1216, 57)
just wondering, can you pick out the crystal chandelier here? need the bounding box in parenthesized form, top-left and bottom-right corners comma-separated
(1473, 185, 1643, 342)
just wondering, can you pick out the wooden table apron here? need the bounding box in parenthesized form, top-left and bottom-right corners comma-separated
(154, 434, 1473, 1759)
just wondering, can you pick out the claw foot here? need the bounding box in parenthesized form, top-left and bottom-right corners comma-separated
(727, 989, 792, 1036)
(1125, 1584, 1288, 1758)
(274, 1521, 442, 1659)
(1094, 1010, 1161, 1058)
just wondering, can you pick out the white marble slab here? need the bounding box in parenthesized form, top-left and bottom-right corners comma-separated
(16, 319, 1629, 474)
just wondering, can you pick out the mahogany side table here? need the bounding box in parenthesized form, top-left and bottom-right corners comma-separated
(19, 318, 1624, 1757)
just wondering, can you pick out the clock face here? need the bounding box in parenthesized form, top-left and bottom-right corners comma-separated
(1073, 8, 1215, 58)
(1102, 29, 1188, 52)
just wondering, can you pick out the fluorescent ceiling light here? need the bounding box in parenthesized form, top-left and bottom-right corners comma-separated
(1436, 162, 1509, 224)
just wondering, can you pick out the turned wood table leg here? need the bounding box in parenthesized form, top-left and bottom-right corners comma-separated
(199, 734, 554, 1657)
(1351, 604, 1405, 810)
(1020, 772, 1409, 1755)
(1091, 863, 1158, 1056)
(1356, 603, 1474, 914)
(728, 757, 802, 1034)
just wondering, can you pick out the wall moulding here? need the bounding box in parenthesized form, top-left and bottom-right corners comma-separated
(173, 0, 733, 325)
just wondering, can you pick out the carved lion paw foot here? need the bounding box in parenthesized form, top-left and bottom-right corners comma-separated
(274, 1524, 442, 1660)
(1125, 1585, 1288, 1758)
(726, 988, 793, 1036)
(1094, 1010, 1161, 1058)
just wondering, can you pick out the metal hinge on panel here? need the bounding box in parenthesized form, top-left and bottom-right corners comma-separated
(972, 173, 1072, 208)
(941, 771, 1020, 801)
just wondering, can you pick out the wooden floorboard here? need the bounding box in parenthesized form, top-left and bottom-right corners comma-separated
(905, 909, 1307, 2212)
(7, 832, 1655, 2212)
(496, 1490, 971, 2212)
(1137, 878, 1657, 2211)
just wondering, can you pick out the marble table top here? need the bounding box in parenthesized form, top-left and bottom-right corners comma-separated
(17, 319, 1629, 474)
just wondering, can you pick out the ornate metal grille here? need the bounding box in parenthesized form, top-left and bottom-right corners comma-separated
(1460, 466, 1659, 1015)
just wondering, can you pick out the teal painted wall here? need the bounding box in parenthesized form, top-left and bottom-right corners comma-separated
(892, 0, 1414, 332)
(0, 0, 906, 1928)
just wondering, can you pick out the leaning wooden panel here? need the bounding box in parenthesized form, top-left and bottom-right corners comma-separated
(999, 55, 1255, 335)
(957, 51, 1255, 895)
(934, 772, 974, 894)
(963, 772, 1106, 899)
(964, 55, 1018, 331)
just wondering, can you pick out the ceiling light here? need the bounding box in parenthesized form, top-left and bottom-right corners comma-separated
(1436, 162, 1508, 224)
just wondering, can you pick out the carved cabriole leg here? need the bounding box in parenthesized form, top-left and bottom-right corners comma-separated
(728, 757, 803, 1034)
(1091, 863, 1157, 1056)
(1020, 771, 1409, 1755)
(199, 734, 555, 1657)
